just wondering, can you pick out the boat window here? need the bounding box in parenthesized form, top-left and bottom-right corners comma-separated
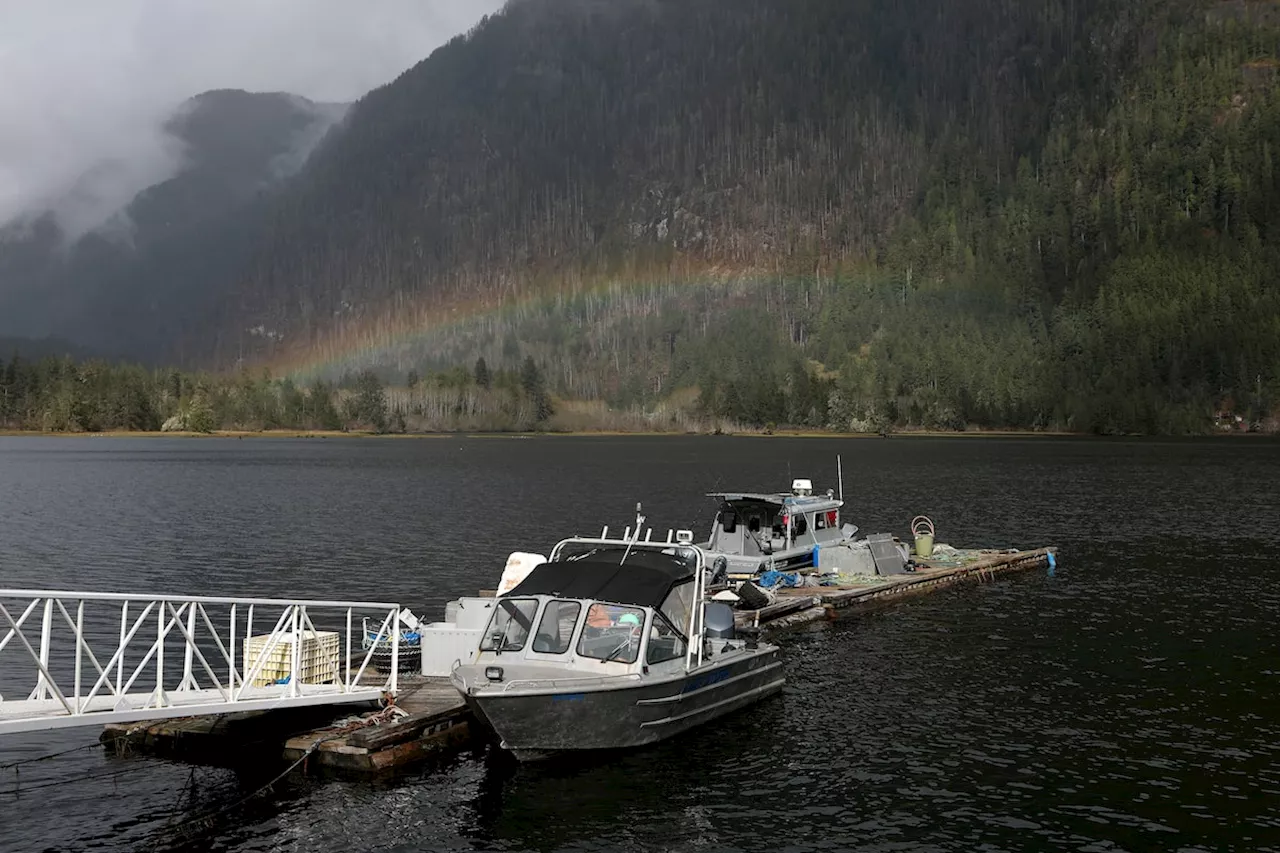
(479, 598, 538, 652)
(721, 511, 737, 533)
(814, 512, 826, 531)
(793, 515, 808, 536)
(646, 611, 688, 665)
(532, 600, 581, 654)
(577, 603, 645, 664)
(659, 581, 695, 636)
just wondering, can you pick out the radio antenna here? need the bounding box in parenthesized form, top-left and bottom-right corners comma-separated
(837, 455, 844, 502)
(620, 502, 645, 564)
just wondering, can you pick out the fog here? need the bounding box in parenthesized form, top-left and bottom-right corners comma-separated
(0, 0, 504, 238)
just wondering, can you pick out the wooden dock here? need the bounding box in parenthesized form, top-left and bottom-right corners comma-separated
(101, 676, 472, 774)
(734, 546, 1056, 631)
(280, 677, 471, 773)
(102, 545, 1053, 775)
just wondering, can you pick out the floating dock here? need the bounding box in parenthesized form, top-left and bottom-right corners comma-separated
(99, 546, 1054, 775)
(736, 546, 1057, 631)
(279, 677, 470, 773)
(101, 675, 471, 774)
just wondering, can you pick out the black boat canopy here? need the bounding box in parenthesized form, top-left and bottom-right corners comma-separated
(508, 549, 695, 609)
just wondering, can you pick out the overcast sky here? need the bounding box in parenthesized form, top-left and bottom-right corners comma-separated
(0, 0, 504, 235)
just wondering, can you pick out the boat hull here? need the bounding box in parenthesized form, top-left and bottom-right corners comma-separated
(459, 648, 784, 759)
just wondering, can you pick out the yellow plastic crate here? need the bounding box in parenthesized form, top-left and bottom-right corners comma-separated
(243, 631, 340, 687)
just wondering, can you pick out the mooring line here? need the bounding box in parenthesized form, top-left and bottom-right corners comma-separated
(154, 732, 340, 844)
(2, 761, 157, 797)
(2, 721, 155, 798)
(153, 709, 401, 845)
(0, 739, 107, 771)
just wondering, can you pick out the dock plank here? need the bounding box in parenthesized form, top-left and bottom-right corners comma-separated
(747, 547, 1055, 627)
(279, 676, 472, 773)
(346, 679, 469, 751)
(732, 594, 821, 628)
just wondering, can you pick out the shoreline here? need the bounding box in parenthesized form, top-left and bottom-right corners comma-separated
(0, 427, 1268, 439)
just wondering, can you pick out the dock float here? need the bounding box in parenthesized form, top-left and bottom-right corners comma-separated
(102, 676, 472, 774)
(735, 546, 1057, 631)
(99, 546, 1054, 775)
(279, 677, 470, 773)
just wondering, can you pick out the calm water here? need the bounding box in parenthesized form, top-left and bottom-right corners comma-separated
(1, 435, 1278, 852)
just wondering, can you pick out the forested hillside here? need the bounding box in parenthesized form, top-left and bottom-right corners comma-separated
(231, 0, 1115, 343)
(4, 0, 1279, 434)
(213, 0, 1279, 434)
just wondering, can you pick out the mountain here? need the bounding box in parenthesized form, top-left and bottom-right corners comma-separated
(207, 0, 1280, 433)
(7, 0, 1280, 434)
(225, 0, 1104, 358)
(0, 89, 347, 363)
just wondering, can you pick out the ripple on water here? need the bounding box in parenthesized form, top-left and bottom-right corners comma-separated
(2, 436, 1280, 852)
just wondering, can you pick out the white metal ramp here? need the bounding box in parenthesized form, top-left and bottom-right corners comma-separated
(0, 590, 409, 735)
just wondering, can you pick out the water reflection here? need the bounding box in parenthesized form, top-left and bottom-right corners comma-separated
(2, 436, 1279, 852)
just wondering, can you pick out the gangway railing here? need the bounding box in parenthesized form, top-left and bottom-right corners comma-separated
(0, 590, 404, 735)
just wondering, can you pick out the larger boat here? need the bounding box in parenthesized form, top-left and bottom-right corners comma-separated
(702, 478, 859, 579)
(449, 517, 784, 760)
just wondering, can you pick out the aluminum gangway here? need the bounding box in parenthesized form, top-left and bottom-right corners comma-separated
(0, 589, 410, 735)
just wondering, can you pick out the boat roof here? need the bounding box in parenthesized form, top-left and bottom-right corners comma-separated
(708, 492, 843, 509)
(508, 549, 695, 609)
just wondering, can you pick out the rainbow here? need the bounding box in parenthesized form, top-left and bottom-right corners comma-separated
(265, 263, 785, 383)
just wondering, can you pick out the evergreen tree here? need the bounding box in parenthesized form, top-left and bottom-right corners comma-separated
(520, 356, 553, 423)
(347, 370, 388, 431)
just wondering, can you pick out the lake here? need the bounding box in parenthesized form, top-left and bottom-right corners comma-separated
(1, 435, 1278, 852)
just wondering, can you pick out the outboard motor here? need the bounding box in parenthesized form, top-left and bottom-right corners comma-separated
(703, 601, 736, 640)
(709, 556, 729, 587)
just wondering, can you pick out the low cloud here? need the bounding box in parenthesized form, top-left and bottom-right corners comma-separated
(0, 0, 504, 238)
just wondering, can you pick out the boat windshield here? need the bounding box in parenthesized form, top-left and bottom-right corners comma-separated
(532, 600, 581, 654)
(480, 598, 538, 652)
(577, 603, 645, 664)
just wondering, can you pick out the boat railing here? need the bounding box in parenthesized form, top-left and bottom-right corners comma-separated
(498, 673, 644, 693)
(549, 534, 705, 570)
(0, 589, 404, 734)
(685, 544, 706, 672)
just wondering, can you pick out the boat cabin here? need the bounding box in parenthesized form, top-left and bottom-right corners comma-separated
(451, 521, 784, 759)
(703, 479, 854, 578)
(471, 538, 710, 681)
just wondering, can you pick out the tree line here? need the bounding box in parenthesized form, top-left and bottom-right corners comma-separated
(0, 355, 559, 434)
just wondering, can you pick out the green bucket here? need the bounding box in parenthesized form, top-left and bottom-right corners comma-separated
(911, 515, 936, 559)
